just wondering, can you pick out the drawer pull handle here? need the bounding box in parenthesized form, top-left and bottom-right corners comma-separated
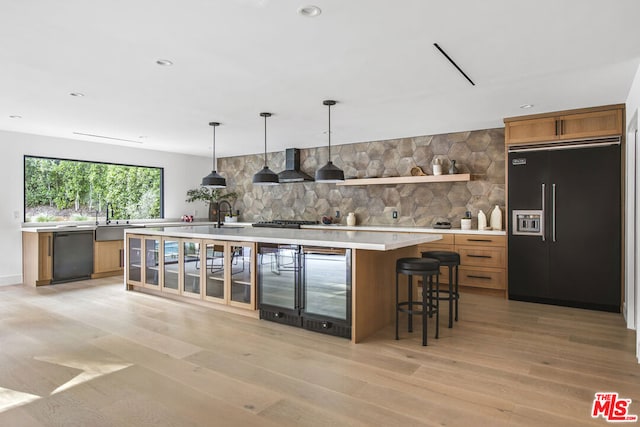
(467, 254, 492, 258)
(467, 274, 492, 280)
(467, 239, 492, 242)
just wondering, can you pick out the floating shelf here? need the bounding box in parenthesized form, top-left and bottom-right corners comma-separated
(336, 173, 471, 186)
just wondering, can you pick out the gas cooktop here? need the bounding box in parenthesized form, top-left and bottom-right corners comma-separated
(252, 220, 319, 229)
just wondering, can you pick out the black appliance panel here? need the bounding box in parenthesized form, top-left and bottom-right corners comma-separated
(52, 231, 94, 283)
(508, 150, 550, 301)
(547, 145, 620, 310)
(508, 143, 621, 312)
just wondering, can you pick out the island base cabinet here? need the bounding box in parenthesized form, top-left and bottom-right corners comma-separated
(162, 238, 180, 294)
(126, 236, 256, 311)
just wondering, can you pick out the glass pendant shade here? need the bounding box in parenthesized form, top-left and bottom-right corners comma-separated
(201, 122, 226, 188)
(315, 100, 344, 183)
(253, 112, 279, 186)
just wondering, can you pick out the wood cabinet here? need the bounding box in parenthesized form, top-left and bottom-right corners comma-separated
(126, 234, 143, 286)
(22, 231, 53, 286)
(455, 234, 506, 291)
(504, 105, 624, 145)
(417, 233, 506, 292)
(93, 240, 124, 278)
(126, 235, 256, 311)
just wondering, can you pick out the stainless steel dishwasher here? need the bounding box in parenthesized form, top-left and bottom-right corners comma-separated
(52, 230, 94, 283)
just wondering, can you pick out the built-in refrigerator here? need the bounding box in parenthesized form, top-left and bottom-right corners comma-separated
(508, 137, 621, 312)
(257, 243, 352, 338)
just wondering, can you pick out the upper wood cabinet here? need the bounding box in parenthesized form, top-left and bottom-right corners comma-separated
(504, 105, 624, 145)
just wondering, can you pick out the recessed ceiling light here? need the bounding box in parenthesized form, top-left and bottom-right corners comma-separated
(520, 104, 534, 109)
(9, 115, 22, 119)
(297, 5, 321, 17)
(70, 92, 85, 97)
(156, 59, 173, 66)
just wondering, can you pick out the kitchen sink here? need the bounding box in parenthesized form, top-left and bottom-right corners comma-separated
(95, 224, 142, 241)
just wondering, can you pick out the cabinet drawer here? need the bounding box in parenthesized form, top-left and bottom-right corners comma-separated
(455, 234, 505, 247)
(418, 243, 454, 256)
(420, 233, 454, 246)
(458, 266, 505, 290)
(458, 246, 505, 268)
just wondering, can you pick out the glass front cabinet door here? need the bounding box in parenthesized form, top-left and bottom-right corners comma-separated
(202, 240, 256, 309)
(127, 235, 143, 286)
(203, 241, 226, 303)
(143, 237, 160, 289)
(161, 238, 180, 294)
(182, 239, 203, 298)
(228, 242, 255, 309)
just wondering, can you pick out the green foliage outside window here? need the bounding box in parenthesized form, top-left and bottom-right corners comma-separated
(24, 156, 163, 222)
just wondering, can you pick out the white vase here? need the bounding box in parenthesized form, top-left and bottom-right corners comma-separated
(477, 210, 487, 230)
(490, 205, 502, 230)
(346, 212, 356, 226)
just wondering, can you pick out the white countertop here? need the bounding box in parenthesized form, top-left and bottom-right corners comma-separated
(127, 225, 443, 251)
(301, 224, 506, 235)
(23, 221, 506, 236)
(21, 221, 219, 233)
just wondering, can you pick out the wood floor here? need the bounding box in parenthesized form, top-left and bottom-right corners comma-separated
(0, 278, 638, 426)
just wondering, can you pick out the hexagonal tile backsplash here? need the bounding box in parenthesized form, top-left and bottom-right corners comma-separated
(218, 127, 505, 227)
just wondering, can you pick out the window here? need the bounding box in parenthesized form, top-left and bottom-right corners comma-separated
(24, 155, 164, 223)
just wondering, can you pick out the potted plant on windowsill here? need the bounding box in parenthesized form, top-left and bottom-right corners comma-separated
(185, 188, 237, 222)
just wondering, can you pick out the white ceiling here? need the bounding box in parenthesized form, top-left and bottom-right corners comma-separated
(2, 0, 640, 158)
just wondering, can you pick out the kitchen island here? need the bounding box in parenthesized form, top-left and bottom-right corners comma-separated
(125, 225, 442, 343)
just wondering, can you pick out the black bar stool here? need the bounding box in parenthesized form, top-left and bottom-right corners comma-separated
(395, 257, 440, 346)
(421, 251, 460, 328)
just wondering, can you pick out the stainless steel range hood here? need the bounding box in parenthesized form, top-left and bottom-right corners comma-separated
(277, 148, 314, 182)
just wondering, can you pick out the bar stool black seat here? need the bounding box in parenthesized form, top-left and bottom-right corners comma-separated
(396, 257, 440, 346)
(421, 250, 460, 328)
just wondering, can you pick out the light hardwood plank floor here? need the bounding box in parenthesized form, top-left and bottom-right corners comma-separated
(0, 278, 638, 426)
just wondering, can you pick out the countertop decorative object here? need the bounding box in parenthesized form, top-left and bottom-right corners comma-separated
(478, 210, 487, 230)
(346, 212, 356, 226)
(490, 205, 503, 230)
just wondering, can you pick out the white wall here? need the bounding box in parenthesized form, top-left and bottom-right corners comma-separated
(0, 130, 211, 285)
(624, 63, 640, 362)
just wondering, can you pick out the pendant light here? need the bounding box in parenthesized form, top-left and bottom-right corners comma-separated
(252, 112, 279, 185)
(201, 121, 227, 188)
(315, 100, 344, 183)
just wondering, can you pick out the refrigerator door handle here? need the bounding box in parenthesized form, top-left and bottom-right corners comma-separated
(552, 184, 557, 242)
(541, 183, 546, 241)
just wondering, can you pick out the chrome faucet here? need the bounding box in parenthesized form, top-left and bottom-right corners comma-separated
(106, 202, 114, 225)
(217, 200, 232, 227)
